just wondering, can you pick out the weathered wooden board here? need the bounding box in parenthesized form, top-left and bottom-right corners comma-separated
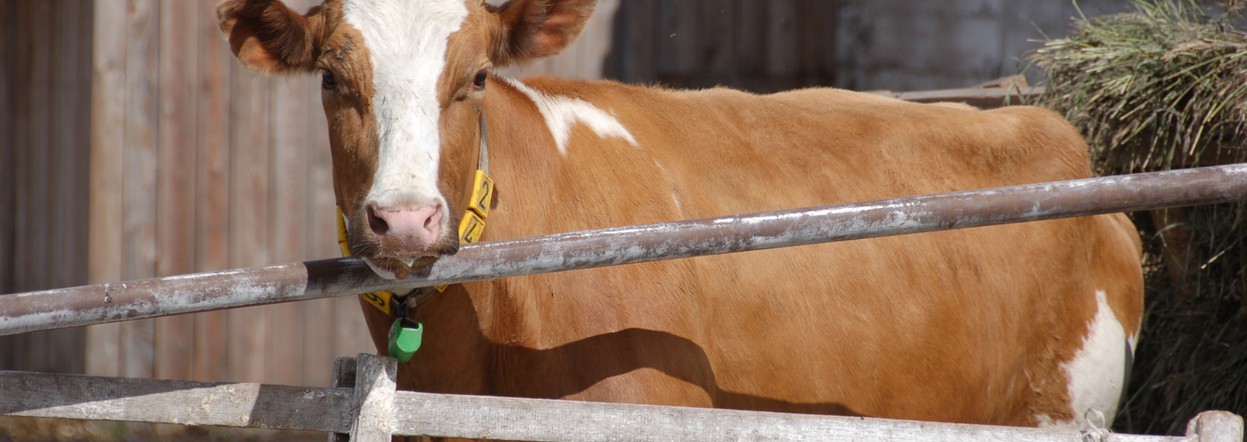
(85, 0, 129, 379)
(390, 392, 1186, 442)
(5, 354, 1237, 442)
(0, 371, 353, 433)
(154, 0, 199, 382)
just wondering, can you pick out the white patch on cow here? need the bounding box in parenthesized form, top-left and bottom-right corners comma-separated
(1036, 290, 1130, 431)
(502, 77, 638, 156)
(343, 0, 467, 212)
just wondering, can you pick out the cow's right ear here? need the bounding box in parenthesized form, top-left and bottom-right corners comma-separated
(217, 0, 322, 74)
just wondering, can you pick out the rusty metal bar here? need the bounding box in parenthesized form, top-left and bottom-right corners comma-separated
(3, 163, 1246, 336)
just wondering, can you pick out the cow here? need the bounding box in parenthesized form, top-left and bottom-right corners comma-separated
(218, 0, 1144, 430)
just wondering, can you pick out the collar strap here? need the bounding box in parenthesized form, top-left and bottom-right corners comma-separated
(337, 110, 495, 317)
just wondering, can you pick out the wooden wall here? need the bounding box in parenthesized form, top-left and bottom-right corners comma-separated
(0, 0, 619, 388)
(0, 0, 93, 374)
(606, 0, 840, 93)
(83, 0, 369, 386)
(605, 0, 1136, 93)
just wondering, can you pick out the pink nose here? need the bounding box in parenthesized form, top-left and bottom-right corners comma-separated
(366, 203, 444, 252)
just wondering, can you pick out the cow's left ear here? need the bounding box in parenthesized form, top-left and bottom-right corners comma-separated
(218, 0, 323, 74)
(488, 0, 595, 66)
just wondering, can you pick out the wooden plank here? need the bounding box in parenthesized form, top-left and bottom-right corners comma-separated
(265, 29, 313, 386)
(388, 391, 1183, 441)
(1188, 411, 1245, 442)
(0, 370, 354, 433)
(193, 0, 231, 383)
(879, 86, 1044, 110)
(0, 0, 15, 297)
(227, 59, 272, 383)
(154, 0, 199, 382)
(0, 367, 1215, 442)
(604, 0, 658, 83)
(734, 0, 767, 85)
(796, 0, 837, 87)
(15, 0, 55, 373)
(655, 0, 698, 81)
(350, 354, 396, 442)
(698, 0, 737, 87)
(85, 0, 129, 379)
(764, 0, 800, 79)
(43, 0, 91, 375)
(121, 0, 160, 380)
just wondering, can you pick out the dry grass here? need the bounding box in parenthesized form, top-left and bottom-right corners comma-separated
(1030, 0, 1247, 435)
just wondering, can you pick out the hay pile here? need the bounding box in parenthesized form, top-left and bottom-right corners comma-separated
(1030, 0, 1247, 435)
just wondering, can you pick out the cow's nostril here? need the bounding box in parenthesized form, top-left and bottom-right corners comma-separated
(367, 205, 389, 235)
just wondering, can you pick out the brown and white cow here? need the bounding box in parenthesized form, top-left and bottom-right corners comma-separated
(218, 0, 1144, 429)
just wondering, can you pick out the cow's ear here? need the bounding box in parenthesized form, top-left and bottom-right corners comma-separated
(488, 0, 594, 66)
(218, 0, 322, 74)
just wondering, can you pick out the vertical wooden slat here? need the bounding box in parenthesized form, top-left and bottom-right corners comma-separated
(0, 0, 31, 371)
(266, 37, 314, 385)
(656, 0, 699, 83)
(604, 0, 658, 83)
(0, 0, 15, 298)
(15, 0, 54, 372)
(121, 0, 161, 380)
(193, 0, 232, 383)
(765, 0, 800, 81)
(41, 0, 91, 375)
(85, 0, 130, 378)
(303, 61, 338, 385)
(227, 62, 272, 383)
(796, 0, 837, 87)
(154, 0, 199, 381)
(735, 0, 768, 89)
(700, 1, 737, 87)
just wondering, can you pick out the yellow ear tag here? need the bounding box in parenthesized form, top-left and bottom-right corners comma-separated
(467, 170, 494, 220)
(436, 170, 494, 292)
(338, 207, 395, 315)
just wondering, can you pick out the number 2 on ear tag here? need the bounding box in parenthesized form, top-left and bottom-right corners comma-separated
(388, 319, 422, 363)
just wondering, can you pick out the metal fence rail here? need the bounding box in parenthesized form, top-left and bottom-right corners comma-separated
(3, 163, 1247, 336)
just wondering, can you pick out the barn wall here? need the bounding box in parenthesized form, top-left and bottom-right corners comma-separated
(0, 0, 621, 388)
(606, 0, 840, 93)
(606, 0, 1136, 93)
(0, 0, 93, 375)
(81, 0, 370, 385)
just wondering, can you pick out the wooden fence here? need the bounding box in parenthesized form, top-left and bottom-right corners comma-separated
(3, 353, 1241, 441)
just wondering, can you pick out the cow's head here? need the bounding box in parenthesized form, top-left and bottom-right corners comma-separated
(218, 0, 594, 278)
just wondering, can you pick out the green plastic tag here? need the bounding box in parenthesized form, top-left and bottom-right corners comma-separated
(388, 320, 423, 363)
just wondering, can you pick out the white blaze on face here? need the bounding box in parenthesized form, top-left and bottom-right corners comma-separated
(1037, 290, 1133, 430)
(343, 0, 469, 210)
(503, 78, 638, 156)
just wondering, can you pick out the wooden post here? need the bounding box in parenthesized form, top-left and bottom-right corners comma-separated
(349, 354, 397, 442)
(1186, 411, 1244, 442)
(328, 357, 356, 442)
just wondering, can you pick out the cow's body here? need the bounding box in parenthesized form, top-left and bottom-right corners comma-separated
(219, 0, 1144, 430)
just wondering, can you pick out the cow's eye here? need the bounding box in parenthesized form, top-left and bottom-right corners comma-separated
(322, 71, 337, 90)
(472, 70, 488, 90)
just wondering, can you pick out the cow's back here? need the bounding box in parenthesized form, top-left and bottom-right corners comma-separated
(402, 79, 1144, 428)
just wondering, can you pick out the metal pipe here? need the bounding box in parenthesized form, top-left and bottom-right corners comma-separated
(3, 163, 1246, 336)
